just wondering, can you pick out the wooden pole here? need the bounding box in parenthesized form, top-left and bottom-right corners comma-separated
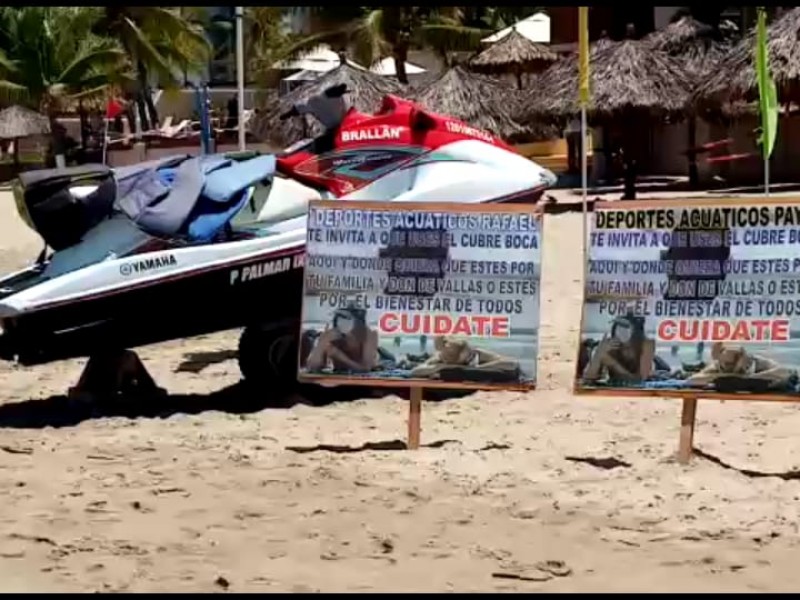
(678, 397, 698, 464)
(408, 387, 423, 450)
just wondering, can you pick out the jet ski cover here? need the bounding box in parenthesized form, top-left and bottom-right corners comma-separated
(15, 164, 116, 251)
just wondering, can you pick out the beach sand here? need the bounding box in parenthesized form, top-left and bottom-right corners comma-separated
(1, 190, 800, 592)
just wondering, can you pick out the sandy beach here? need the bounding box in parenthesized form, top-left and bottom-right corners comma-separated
(2, 190, 800, 592)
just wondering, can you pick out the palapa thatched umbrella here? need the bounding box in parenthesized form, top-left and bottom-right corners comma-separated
(696, 8, 800, 109)
(469, 28, 558, 90)
(413, 66, 538, 141)
(519, 37, 692, 198)
(253, 59, 405, 146)
(644, 16, 739, 187)
(0, 105, 51, 166)
(645, 16, 738, 83)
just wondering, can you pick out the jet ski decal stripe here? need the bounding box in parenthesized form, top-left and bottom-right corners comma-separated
(30, 246, 305, 311)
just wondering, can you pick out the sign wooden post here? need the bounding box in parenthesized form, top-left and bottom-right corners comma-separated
(408, 387, 423, 449)
(678, 396, 698, 464)
(576, 197, 800, 466)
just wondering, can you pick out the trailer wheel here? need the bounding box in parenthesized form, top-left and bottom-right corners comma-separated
(238, 319, 300, 391)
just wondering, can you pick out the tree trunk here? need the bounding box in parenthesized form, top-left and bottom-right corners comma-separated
(48, 115, 67, 169)
(78, 100, 89, 154)
(145, 90, 159, 130)
(393, 44, 409, 85)
(135, 61, 153, 132)
(687, 115, 699, 189)
(138, 62, 160, 128)
(602, 126, 613, 183)
(135, 94, 150, 134)
(621, 133, 637, 200)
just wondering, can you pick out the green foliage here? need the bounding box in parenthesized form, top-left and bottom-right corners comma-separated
(94, 7, 211, 89)
(274, 6, 504, 83)
(0, 7, 128, 113)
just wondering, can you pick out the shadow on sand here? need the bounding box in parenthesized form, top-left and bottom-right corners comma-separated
(0, 345, 477, 430)
(175, 350, 239, 374)
(695, 448, 800, 481)
(0, 383, 471, 430)
(0, 382, 380, 430)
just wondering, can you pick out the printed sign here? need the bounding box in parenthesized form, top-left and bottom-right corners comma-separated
(298, 201, 542, 389)
(576, 198, 800, 399)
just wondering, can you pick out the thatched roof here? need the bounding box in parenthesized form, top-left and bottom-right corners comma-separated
(518, 38, 692, 123)
(644, 16, 739, 85)
(253, 62, 405, 145)
(696, 8, 800, 106)
(0, 105, 51, 139)
(469, 29, 557, 74)
(413, 66, 536, 140)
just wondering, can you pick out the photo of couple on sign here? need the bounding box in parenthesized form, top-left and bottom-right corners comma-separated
(298, 301, 531, 388)
(576, 310, 798, 396)
(579, 199, 800, 399)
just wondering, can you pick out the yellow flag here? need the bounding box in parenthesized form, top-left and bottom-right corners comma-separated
(578, 7, 590, 106)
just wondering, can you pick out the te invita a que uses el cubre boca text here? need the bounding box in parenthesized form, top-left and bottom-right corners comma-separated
(589, 203, 800, 345)
(304, 205, 540, 339)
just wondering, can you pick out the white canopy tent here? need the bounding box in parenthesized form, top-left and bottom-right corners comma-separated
(277, 55, 369, 96)
(481, 11, 551, 44)
(277, 51, 426, 95)
(369, 57, 426, 76)
(274, 44, 343, 72)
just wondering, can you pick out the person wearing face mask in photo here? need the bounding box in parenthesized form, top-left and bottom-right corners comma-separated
(305, 304, 380, 374)
(582, 312, 655, 383)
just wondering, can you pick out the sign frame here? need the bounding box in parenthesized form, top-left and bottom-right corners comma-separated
(297, 200, 544, 393)
(574, 195, 800, 404)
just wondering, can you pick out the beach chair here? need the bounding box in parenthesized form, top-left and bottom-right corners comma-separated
(162, 119, 191, 138)
(214, 109, 254, 135)
(142, 117, 191, 140)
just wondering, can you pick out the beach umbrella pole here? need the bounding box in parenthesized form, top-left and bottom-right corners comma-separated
(235, 6, 246, 151)
(580, 105, 588, 261)
(578, 7, 590, 278)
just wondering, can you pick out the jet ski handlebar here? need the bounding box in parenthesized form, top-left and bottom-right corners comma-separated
(279, 106, 300, 121)
(279, 84, 349, 121)
(324, 83, 348, 98)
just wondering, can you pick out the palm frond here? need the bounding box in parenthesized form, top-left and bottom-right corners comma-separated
(0, 79, 26, 91)
(350, 9, 390, 66)
(121, 16, 172, 74)
(65, 83, 111, 101)
(414, 23, 488, 53)
(0, 50, 18, 74)
(57, 47, 126, 86)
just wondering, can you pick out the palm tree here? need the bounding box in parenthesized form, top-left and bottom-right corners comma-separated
(244, 7, 296, 89)
(92, 7, 211, 131)
(0, 7, 127, 158)
(358, 7, 489, 82)
(279, 6, 491, 84)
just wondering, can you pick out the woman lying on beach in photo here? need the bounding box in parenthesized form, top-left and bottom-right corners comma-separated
(685, 342, 796, 391)
(409, 337, 520, 380)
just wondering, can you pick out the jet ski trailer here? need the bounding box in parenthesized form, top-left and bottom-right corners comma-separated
(0, 84, 556, 398)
